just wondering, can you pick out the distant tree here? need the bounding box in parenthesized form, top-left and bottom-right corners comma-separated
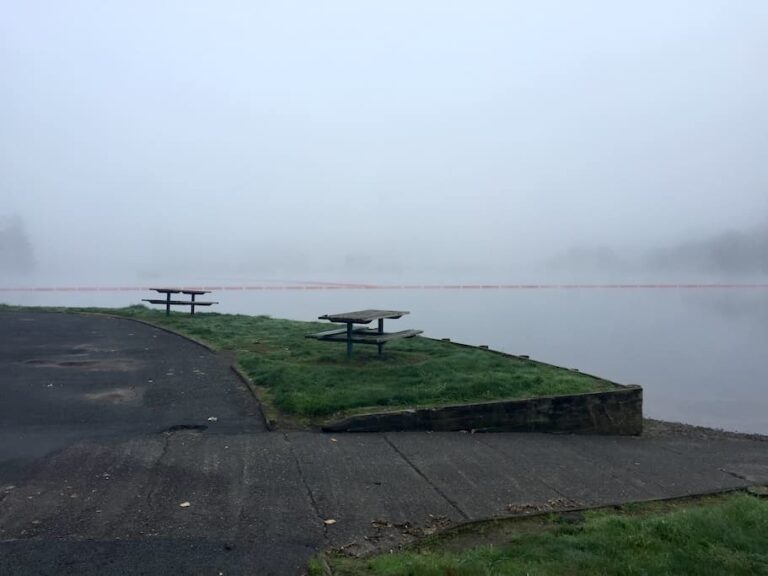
(647, 226, 768, 275)
(0, 214, 35, 275)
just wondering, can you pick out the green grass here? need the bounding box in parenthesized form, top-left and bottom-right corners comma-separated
(313, 493, 768, 576)
(0, 304, 614, 423)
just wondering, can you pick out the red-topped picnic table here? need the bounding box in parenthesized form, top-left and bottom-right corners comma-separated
(307, 309, 422, 357)
(142, 288, 218, 316)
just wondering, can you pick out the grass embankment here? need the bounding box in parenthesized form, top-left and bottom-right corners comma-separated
(1, 305, 613, 423)
(313, 493, 768, 576)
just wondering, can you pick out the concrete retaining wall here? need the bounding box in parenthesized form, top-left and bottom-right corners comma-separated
(322, 385, 643, 435)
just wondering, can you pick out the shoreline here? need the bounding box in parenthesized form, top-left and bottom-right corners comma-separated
(643, 418, 768, 441)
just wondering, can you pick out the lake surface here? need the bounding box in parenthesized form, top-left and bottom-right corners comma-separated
(4, 284, 767, 435)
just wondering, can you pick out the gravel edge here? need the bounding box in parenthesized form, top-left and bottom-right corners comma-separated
(643, 418, 768, 441)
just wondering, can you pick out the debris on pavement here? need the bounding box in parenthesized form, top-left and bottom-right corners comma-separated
(507, 497, 576, 515)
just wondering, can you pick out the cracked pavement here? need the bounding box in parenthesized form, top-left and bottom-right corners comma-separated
(1, 311, 767, 575)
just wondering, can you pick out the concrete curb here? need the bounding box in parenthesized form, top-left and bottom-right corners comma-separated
(322, 385, 643, 435)
(101, 314, 218, 353)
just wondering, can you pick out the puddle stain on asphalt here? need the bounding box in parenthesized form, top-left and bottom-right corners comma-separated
(23, 358, 143, 372)
(83, 387, 144, 405)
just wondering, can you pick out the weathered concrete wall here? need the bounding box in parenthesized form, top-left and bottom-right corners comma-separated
(322, 385, 643, 435)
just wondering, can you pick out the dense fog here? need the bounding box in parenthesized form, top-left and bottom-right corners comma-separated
(2, 1, 767, 286)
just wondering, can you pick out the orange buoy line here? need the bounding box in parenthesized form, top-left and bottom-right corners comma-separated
(2, 283, 768, 292)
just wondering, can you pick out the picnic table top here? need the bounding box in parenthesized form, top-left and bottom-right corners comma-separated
(150, 288, 211, 295)
(318, 309, 409, 324)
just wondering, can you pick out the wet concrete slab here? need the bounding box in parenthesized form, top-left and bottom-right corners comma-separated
(384, 432, 563, 518)
(644, 436, 768, 484)
(562, 435, 749, 498)
(0, 432, 323, 576)
(475, 433, 652, 505)
(285, 431, 463, 546)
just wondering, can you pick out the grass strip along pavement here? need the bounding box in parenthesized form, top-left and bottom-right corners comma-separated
(312, 493, 768, 576)
(1, 305, 613, 424)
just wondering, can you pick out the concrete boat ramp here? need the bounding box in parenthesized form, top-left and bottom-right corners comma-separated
(1, 311, 766, 575)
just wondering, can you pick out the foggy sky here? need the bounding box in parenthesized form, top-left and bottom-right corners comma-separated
(2, 1, 767, 283)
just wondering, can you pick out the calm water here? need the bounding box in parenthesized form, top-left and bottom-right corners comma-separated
(5, 286, 767, 435)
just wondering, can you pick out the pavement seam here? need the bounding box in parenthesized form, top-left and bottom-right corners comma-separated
(651, 443, 753, 485)
(722, 470, 751, 482)
(474, 435, 579, 505)
(282, 433, 331, 546)
(566, 440, 670, 493)
(382, 434, 470, 521)
(231, 448, 250, 543)
(144, 434, 173, 512)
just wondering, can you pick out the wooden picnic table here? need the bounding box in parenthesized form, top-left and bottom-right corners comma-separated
(308, 309, 422, 357)
(142, 288, 218, 316)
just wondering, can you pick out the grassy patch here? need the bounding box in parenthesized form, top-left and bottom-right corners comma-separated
(0, 304, 614, 423)
(313, 493, 768, 576)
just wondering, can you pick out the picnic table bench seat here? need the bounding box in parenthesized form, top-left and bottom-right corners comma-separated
(307, 328, 422, 344)
(305, 327, 350, 339)
(309, 309, 421, 357)
(142, 299, 218, 307)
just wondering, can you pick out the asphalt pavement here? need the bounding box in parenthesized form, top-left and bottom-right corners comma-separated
(1, 311, 766, 575)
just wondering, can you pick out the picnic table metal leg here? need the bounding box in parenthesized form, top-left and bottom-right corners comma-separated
(190, 293, 196, 315)
(165, 293, 171, 316)
(346, 323, 353, 358)
(377, 319, 384, 356)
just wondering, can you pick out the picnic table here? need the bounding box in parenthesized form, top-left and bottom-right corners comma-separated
(142, 288, 218, 316)
(307, 309, 422, 357)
